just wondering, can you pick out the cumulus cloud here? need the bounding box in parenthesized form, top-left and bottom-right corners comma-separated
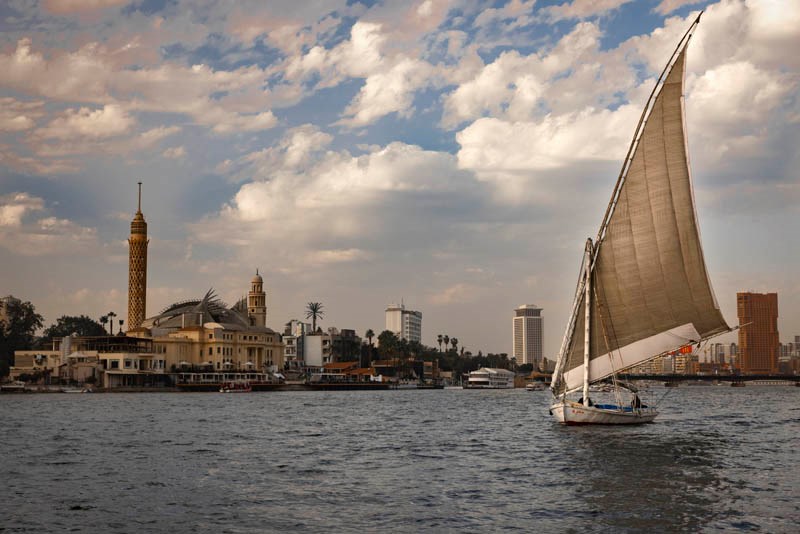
(0, 98, 44, 132)
(544, 0, 635, 21)
(654, 0, 705, 15)
(0, 192, 97, 255)
(36, 104, 134, 140)
(339, 58, 436, 127)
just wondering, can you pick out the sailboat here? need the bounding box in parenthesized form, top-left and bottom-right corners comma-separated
(549, 14, 730, 425)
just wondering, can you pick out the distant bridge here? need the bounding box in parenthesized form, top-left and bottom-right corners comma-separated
(618, 373, 800, 384)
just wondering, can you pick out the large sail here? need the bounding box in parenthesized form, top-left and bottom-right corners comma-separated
(554, 20, 728, 395)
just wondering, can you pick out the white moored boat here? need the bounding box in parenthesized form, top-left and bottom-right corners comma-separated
(549, 14, 732, 425)
(464, 368, 515, 389)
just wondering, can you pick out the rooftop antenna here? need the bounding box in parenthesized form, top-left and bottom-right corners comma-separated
(137, 182, 142, 213)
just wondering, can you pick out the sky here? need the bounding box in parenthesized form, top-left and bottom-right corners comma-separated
(0, 0, 798, 358)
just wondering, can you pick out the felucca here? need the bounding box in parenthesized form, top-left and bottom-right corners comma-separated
(550, 14, 730, 425)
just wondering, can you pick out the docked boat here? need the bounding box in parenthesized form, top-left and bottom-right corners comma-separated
(549, 14, 732, 425)
(464, 368, 515, 389)
(526, 382, 545, 391)
(220, 381, 252, 393)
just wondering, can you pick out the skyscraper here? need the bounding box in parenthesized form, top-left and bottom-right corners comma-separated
(513, 304, 543, 367)
(127, 182, 149, 330)
(385, 303, 422, 343)
(737, 292, 778, 374)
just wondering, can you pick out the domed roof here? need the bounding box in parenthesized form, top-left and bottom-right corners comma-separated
(251, 269, 263, 284)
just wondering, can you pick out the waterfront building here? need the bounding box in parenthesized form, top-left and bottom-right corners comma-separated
(737, 292, 779, 374)
(283, 319, 311, 368)
(128, 182, 149, 330)
(385, 303, 422, 343)
(9, 349, 61, 382)
(513, 304, 543, 367)
(301, 327, 361, 369)
(303, 332, 332, 368)
(135, 278, 284, 373)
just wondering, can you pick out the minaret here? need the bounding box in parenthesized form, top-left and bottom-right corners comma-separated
(248, 270, 267, 327)
(127, 182, 149, 330)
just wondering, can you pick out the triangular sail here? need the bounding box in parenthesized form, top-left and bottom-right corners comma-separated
(553, 18, 728, 395)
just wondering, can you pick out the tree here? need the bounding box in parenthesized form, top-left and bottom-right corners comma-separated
(99, 315, 109, 333)
(450, 337, 458, 352)
(118, 318, 124, 334)
(0, 296, 44, 377)
(107, 311, 117, 335)
(43, 315, 107, 339)
(377, 330, 399, 358)
(437, 334, 443, 352)
(305, 302, 325, 332)
(443, 335, 450, 352)
(365, 329, 375, 346)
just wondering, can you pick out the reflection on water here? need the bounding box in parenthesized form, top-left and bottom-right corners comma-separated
(0, 386, 797, 532)
(563, 428, 724, 532)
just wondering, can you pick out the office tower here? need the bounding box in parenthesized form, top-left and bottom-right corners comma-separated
(513, 304, 543, 367)
(737, 292, 778, 374)
(385, 303, 422, 343)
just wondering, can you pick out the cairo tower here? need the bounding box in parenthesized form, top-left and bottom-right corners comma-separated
(128, 182, 148, 330)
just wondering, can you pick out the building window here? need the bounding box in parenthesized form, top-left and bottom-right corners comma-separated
(209, 334, 213, 339)
(110, 360, 119, 369)
(217, 347, 221, 354)
(208, 347, 213, 355)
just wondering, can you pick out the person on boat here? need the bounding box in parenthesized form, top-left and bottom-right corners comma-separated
(631, 394, 642, 410)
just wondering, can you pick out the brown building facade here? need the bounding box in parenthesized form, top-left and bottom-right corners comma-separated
(737, 292, 778, 374)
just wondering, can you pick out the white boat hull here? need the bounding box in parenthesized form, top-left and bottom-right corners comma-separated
(550, 400, 657, 425)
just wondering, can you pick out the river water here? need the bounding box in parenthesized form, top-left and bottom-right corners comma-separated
(1, 386, 797, 532)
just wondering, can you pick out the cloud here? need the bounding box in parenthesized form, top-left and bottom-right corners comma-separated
(544, 0, 635, 21)
(36, 104, 134, 140)
(197, 128, 485, 274)
(43, 0, 128, 14)
(0, 98, 45, 132)
(162, 146, 186, 159)
(0, 145, 80, 174)
(654, 0, 705, 15)
(0, 192, 44, 226)
(0, 192, 97, 255)
(0, 38, 279, 136)
(339, 57, 436, 127)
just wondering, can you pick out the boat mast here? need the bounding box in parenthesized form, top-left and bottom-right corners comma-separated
(582, 238, 592, 406)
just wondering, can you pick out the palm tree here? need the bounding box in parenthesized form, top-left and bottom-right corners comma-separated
(99, 315, 109, 334)
(305, 302, 325, 332)
(118, 319, 124, 334)
(443, 335, 450, 352)
(437, 334, 443, 352)
(365, 329, 375, 346)
(107, 311, 117, 335)
(451, 337, 458, 352)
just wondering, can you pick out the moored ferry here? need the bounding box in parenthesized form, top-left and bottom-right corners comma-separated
(463, 368, 515, 389)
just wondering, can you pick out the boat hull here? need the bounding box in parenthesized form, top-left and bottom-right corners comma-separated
(550, 400, 657, 425)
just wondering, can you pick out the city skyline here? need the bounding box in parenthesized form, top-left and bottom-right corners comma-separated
(0, 1, 798, 357)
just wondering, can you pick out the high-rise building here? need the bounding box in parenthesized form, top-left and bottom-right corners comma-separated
(737, 292, 779, 374)
(385, 303, 422, 343)
(513, 304, 543, 367)
(248, 270, 267, 327)
(127, 182, 148, 330)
